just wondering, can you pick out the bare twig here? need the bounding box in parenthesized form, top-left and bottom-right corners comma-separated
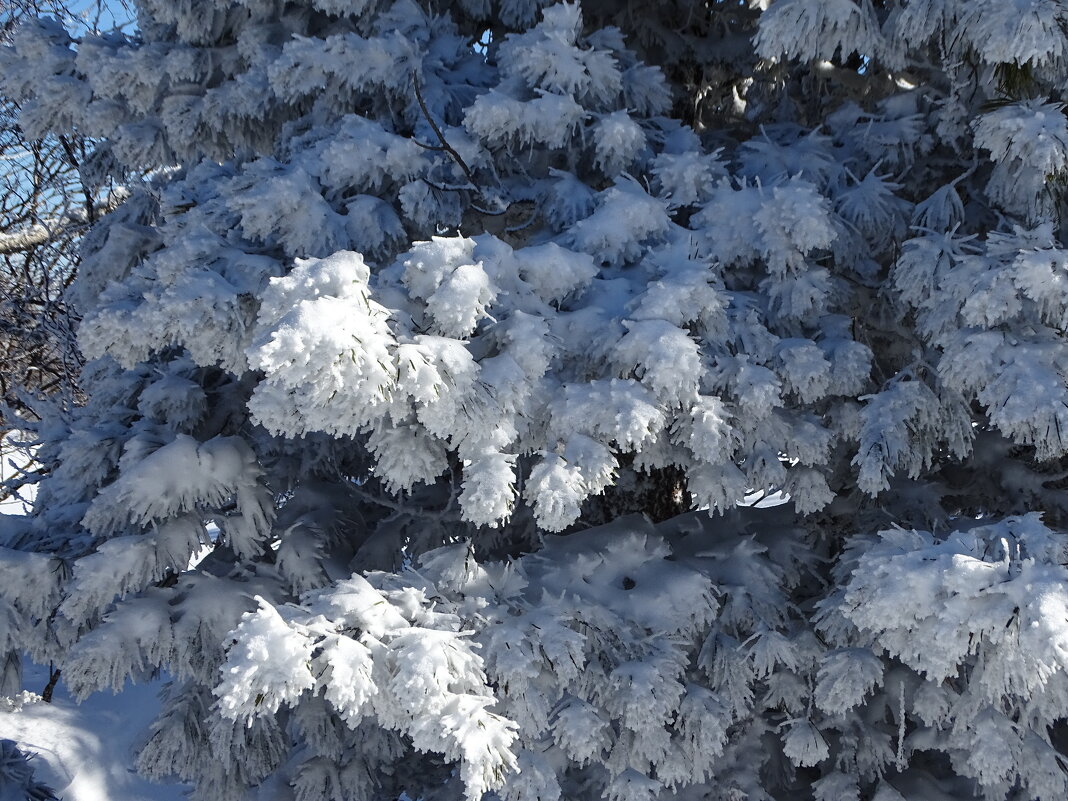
(412, 73, 477, 186)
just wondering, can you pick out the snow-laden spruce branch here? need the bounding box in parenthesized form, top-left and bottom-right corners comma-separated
(2, 1, 1068, 800)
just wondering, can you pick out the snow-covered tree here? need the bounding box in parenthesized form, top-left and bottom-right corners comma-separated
(4, 0, 1068, 799)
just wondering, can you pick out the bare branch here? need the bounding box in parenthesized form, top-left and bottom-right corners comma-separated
(412, 72, 478, 186)
(0, 191, 126, 255)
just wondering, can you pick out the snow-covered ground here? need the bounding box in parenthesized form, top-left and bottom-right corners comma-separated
(1, 661, 189, 801)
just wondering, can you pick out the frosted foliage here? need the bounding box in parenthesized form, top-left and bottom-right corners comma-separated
(459, 450, 518, 527)
(973, 100, 1068, 220)
(783, 718, 830, 767)
(82, 435, 272, 556)
(676, 395, 734, 463)
(550, 379, 665, 452)
(367, 421, 448, 493)
(228, 162, 347, 259)
(839, 515, 1068, 691)
(755, 0, 881, 63)
(262, 513, 1068, 801)
(525, 454, 586, 531)
(853, 381, 947, 495)
(248, 251, 398, 438)
(612, 320, 701, 405)
(824, 515, 1068, 798)
(216, 576, 518, 801)
(78, 229, 282, 374)
(651, 150, 726, 208)
(564, 434, 617, 494)
(465, 91, 586, 149)
(215, 598, 316, 720)
(813, 649, 884, 715)
(500, 2, 622, 106)
(6, 0, 1068, 800)
(402, 237, 499, 338)
(593, 111, 646, 175)
(753, 180, 838, 272)
(0, 740, 58, 801)
(510, 242, 596, 301)
(958, 0, 1068, 69)
(568, 180, 671, 264)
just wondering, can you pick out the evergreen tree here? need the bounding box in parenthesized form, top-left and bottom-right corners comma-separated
(3, 1, 1068, 799)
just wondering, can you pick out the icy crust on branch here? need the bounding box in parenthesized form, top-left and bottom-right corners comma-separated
(207, 512, 1068, 801)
